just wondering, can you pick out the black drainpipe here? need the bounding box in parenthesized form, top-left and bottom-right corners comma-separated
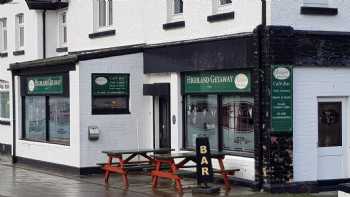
(11, 73, 16, 163)
(257, 0, 267, 190)
(42, 10, 46, 59)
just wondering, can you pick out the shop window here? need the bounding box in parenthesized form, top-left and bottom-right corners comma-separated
(186, 95, 218, 150)
(222, 96, 254, 152)
(22, 74, 70, 145)
(94, 0, 113, 31)
(0, 18, 7, 52)
(0, 91, 10, 120)
(15, 13, 24, 50)
(91, 74, 130, 114)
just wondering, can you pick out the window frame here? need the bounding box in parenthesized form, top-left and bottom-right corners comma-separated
(167, 0, 184, 23)
(0, 91, 10, 122)
(0, 18, 7, 52)
(93, 0, 114, 32)
(15, 13, 24, 50)
(213, 0, 233, 14)
(58, 11, 67, 48)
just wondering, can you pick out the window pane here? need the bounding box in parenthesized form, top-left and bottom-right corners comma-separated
(3, 30, 7, 50)
(99, 0, 106, 27)
(0, 92, 9, 119)
(220, 0, 232, 5)
(108, 0, 113, 25)
(19, 27, 24, 47)
(62, 13, 66, 23)
(63, 26, 67, 43)
(174, 0, 183, 14)
(186, 95, 218, 149)
(49, 97, 70, 144)
(18, 14, 23, 24)
(222, 96, 254, 152)
(25, 96, 46, 141)
(318, 102, 342, 147)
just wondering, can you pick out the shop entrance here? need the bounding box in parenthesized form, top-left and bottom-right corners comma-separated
(159, 96, 170, 149)
(317, 97, 348, 180)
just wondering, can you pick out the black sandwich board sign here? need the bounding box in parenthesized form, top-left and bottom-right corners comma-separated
(196, 137, 214, 185)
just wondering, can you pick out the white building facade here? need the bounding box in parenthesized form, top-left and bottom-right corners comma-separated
(2, 0, 350, 192)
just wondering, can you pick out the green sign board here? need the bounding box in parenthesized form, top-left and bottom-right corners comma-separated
(27, 75, 64, 95)
(92, 74, 129, 96)
(271, 65, 293, 133)
(184, 71, 251, 94)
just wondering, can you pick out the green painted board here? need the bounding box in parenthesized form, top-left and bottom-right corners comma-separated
(271, 65, 293, 133)
(92, 74, 129, 96)
(26, 75, 64, 95)
(184, 71, 251, 94)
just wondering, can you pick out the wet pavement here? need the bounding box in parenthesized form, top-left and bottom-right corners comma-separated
(0, 154, 337, 197)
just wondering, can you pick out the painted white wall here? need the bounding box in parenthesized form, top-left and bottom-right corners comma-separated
(0, 0, 44, 149)
(78, 53, 153, 167)
(15, 70, 80, 167)
(293, 67, 350, 182)
(269, 0, 350, 32)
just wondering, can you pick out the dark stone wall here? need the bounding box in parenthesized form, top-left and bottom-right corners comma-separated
(258, 26, 295, 188)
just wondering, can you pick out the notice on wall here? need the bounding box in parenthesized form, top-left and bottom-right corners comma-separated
(92, 74, 129, 96)
(271, 65, 293, 133)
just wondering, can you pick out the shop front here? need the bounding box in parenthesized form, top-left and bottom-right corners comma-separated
(182, 71, 254, 156)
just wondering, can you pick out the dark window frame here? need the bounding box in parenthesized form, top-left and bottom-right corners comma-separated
(91, 73, 130, 115)
(21, 73, 70, 146)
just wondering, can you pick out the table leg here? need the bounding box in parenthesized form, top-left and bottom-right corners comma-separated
(170, 161, 182, 192)
(152, 160, 161, 189)
(118, 156, 129, 188)
(104, 156, 113, 183)
(218, 158, 230, 189)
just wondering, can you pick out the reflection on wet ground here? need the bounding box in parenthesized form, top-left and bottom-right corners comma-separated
(0, 155, 337, 197)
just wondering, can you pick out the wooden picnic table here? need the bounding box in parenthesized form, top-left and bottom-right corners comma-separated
(101, 148, 172, 188)
(151, 151, 239, 192)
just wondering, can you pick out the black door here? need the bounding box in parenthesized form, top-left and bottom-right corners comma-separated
(159, 97, 171, 148)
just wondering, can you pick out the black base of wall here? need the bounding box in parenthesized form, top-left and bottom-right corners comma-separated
(0, 143, 11, 155)
(263, 179, 350, 193)
(16, 157, 103, 175)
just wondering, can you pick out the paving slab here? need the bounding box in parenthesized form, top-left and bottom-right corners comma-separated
(0, 158, 338, 197)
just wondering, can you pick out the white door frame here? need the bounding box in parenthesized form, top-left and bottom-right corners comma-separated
(317, 97, 349, 180)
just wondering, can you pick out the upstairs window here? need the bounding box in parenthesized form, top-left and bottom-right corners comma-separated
(214, 0, 233, 14)
(58, 12, 67, 47)
(167, 0, 184, 22)
(15, 13, 24, 50)
(0, 18, 7, 52)
(303, 0, 328, 7)
(94, 0, 113, 31)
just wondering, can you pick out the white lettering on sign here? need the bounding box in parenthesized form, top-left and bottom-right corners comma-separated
(200, 146, 207, 154)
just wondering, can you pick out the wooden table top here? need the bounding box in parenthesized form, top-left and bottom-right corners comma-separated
(153, 151, 226, 160)
(102, 148, 173, 155)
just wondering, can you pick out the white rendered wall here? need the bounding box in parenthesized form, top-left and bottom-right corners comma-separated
(15, 70, 80, 167)
(293, 67, 350, 182)
(78, 53, 153, 167)
(0, 0, 43, 149)
(269, 0, 350, 32)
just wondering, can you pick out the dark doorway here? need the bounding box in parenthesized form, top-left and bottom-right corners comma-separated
(159, 96, 171, 149)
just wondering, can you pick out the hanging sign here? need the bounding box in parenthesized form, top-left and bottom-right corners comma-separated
(196, 137, 214, 185)
(92, 74, 129, 96)
(26, 75, 64, 95)
(271, 65, 293, 133)
(0, 80, 9, 91)
(184, 71, 251, 94)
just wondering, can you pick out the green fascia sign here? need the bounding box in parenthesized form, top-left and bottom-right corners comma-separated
(271, 65, 293, 133)
(184, 71, 251, 94)
(27, 75, 64, 95)
(92, 74, 129, 96)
